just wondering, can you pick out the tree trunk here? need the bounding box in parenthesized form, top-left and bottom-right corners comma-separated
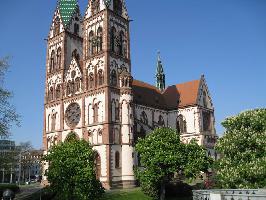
(160, 181, 166, 200)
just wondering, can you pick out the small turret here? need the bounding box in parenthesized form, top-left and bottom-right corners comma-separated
(155, 52, 166, 92)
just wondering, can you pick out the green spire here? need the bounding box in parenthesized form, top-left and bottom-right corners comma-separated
(58, 0, 78, 27)
(155, 51, 166, 92)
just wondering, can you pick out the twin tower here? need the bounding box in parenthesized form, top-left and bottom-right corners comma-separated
(43, 0, 136, 189)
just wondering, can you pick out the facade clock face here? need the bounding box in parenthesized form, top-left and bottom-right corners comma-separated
(65, 103, 81, 128)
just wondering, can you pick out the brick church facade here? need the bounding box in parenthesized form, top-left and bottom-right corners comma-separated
(42, 0, 218, 189)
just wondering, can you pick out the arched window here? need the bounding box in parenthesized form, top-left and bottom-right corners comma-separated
(72, 49, 80, 61)
(176, 115, 187, 134)
(56, 47, 61, 69)
(110, 27, 116, 52)
(202, 111, 211, 131)
(118, 31, 124, 56)
(49, 87, 54, 101)
(113, 129, 120, 144)
(66, 82, 71, 95)
(50, 50, 55, 72)
(56, 85, 61, 99)
(140, 111, 148, 125)
(95, 152, 101, 179)
(115, 103, 119, 121)
(93, 103, 98, 123)
(110, 70, 117, 86)
(74, 78, 80, 93)
(158, 115, 165, 127)
(74, 23, 79, 35)
(97, 27, 103, 52)
(113, 0, 122, 15)
(88, 73, 94, 89)
(89, 31, 94, 55)
(115, 151, 120, 169)
(98, 70, 104, 86)
(54, 17, 60, 36)
(91, 0, 100, 15)
(51, 113, 56, 131)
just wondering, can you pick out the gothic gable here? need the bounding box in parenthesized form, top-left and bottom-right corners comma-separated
(197, 75, 214, 109)
(65, 58, 83, 82)
(49, 8, 64, 39)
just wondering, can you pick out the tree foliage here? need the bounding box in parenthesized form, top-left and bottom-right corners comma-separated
(215, 109, 266, 189)
(0, 57, 20, 137)
(43, 137, 104, 200)
(135, 128, 212, 200)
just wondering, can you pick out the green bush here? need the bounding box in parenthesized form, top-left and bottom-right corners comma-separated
(0, 184, 20, 198)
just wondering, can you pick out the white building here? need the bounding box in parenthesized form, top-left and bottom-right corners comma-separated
(42, 0, 218, 189)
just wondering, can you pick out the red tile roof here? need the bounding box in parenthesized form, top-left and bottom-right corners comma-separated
(132, 79, 201, 110)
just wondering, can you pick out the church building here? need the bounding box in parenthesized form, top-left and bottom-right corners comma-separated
(42, 0, 218, 189)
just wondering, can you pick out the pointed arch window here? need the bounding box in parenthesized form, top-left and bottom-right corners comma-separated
(91, 0, 100, 15)
(88, 73, 94, 89)
(113, 0, 122, 15)
(74, 77, 81, 93)
(176, 115, 187, 134)
(118, 31, 124, 56)
(140, 111, 148, 125)
(93, 103, 99, 123)
(54, 17, 60, 36)
(51, 113, 56, 132)
(66, 82, 71, 95)
(72, 49, 80, 61)
(115, 151, 120, 169)
(56, 47, 62, 69)
(110, 70, 117, 86)
(158, 115, 165, 127)
(49, 87, 54, 101)
(97, 27, 103, 53)
(89, 31, 94, 55)
(202, 111, 211, 131)
(74, 23, 79, 35)
(50, 50, 55, 72)
(55, 84, 61, 99)
(110, 27, 116, 52)
(98, 70, 104, 86)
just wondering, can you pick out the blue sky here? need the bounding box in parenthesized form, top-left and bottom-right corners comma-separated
(0, 0, 265, 149)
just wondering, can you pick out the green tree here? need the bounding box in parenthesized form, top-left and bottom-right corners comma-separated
(215, 109, 266, 189)
(43, 134, 104, 200)
(135, 128, 212, 200)
(0, 57, 20, 137)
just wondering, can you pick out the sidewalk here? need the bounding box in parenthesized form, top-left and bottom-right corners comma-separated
(14, 183, 42, 200)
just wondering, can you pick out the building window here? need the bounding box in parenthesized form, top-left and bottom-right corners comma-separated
(72, 49, 80, 61)
(48, 87, 54, 101)
(115, 151, 120, 169)
(97, 27, 103, 53)
(113, 0, 122, 15)
(98, 70, 104, 86)
(74, 23, 79, 35)
(176, 115, 187, 134)
(54, 17, 60, 36)
(55, 85, 61, 99)
(110, 27, 116, 53)
(91, 0, 100, 15)
(202, 111, 211, 131)
(115, 104, 119, 121)
(110, 70, 117, 86)
(51, 113, 56, 132)
(89, 31, 94, 55)
(56, 48, 61, 69)
(74, 78, 80, 93)
(93, 103, 98, 123)
(50, 50, 55, 72)
(88, 73, 94, 89)
(118, 31, 124, 56)
(140, 111, 148, 125)
(158, 115, 165, 127)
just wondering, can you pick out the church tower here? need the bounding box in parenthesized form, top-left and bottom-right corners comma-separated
(82, 0, 134, 189)
(43, 0, 135, 189)
(155, 52, 166, 91)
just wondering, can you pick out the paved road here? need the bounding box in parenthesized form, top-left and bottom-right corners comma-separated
(14, 184, 42, 200)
